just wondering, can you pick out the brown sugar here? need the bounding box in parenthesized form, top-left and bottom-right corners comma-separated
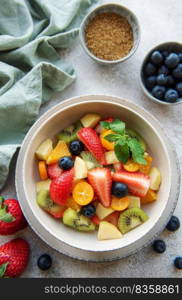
(85, 12, 134, 61)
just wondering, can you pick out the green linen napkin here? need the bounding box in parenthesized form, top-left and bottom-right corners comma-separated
(0, 0, 97, 190)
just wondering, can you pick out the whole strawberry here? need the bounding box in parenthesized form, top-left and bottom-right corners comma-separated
(0, 238, 29, 277)
(0, 196, 27, 235)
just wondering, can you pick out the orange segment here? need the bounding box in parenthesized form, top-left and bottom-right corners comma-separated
(123, 159, 139, 172)
(38, 161, 48, 180)
(100, 130, 115, 150)
(139, 154, 153, 174)
(111, 196, 130, 211)
(46, 141, 71, 165)
(73, 181, 94, 206)
(141, 189, 157, 204)
(66, 197, 81, 211)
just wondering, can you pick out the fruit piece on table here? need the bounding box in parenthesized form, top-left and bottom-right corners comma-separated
(38, 161, 48, 180)
(123, 159, 139, 172)
(104, 211, 120, 227)
(174, 257, 182, 269)
(0, 238, 29, 278)
(125, 129, 147, 151)
(47, 163, 63, 179)
(141, 189, 157, 204)
(88, 168, 112, 207)
(139, 153, 152, 174)
(0, 197, 27, 235)
(36, 190, 65, 218)
(63, 208, 95, 231)
(149, 167, 161, 190)
(166, 216, 180, 232)
(74, 156, 88, 180)
(57, 121, 83, 143)
(118, 207, 149, 234)
(66, 197, 81, 211)
(36, 179, 51, 193)
(80, 151, 102, 170)
(113, 171, 150, 197)
(96, 203, 114, 220)
(35, 139, 53, 160)
(105, 150, 119, 164)
(98, 221, 122, 240)
(46, 141, 71, 165)
(37, 254, 52, 271)
(152, 239, 166, 253)
(100, 130, 115, 151)
(77, 128, 106, 165)
(111, 196, 130, 211)
(80, 113, 101, 128)
(128, 196, 141, 208)
(72, 181, 94, 205)
(50, 168, 74, 206)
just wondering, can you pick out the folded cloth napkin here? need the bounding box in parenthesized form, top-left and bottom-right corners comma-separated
(0, 0, 97, 190)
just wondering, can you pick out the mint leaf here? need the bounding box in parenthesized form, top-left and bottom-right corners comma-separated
(109, 119, 125, 134)
(104, 134, 122, 142)
(0, 263, 8, 278)
(128, 138, 147, 165)
(114, 141, 129, 163)
(100, 121, 110, 129)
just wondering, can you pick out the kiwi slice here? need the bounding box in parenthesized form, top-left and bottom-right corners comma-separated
(118, 207, 149, 234)
(63, 208, 95, 232)
(80, 151, 102, 170)
(36, 190, 53, 209)
(126, 128, 147, 151)
(57, 121, 83, 143)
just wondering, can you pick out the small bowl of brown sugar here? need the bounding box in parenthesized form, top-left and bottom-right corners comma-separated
(79, 3, 140, 65)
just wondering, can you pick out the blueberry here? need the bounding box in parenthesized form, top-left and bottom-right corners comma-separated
(174, 257, 182, 269)
(178, 53, 182, 62)
(69, 140, 84, 155)
(167, 75, 175, 86)
(81, 204, 96, 218)
(158, 65, 169, 75)
(164, 89, 179, 102)
(37, 254, 52, 270)
(112, 182, 128, 198)
(59, 156, 74, 170)
(152, 85, 166, 100)
(165, 53, 180, 69)
(156, 74, 168, 86)
(150, 51, 163, 65)
(166, 216, 180, 231)
(144, 62, 156, 76)
(176, 82, 182, 96)
(173, 64, 182, 79)
(152, 240, 166, 253)
(162, 50, 169, 58)
(145, 76, 156, 89)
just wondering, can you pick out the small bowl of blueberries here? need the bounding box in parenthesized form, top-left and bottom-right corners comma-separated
(140, 42, 182, 105)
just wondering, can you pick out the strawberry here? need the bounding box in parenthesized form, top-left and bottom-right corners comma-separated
(88, 168, 112, 208)
(77, 128, 106, 165)
(0, 197, 27, 235)
(104, 211, 120, 227)
(50, 168, 74, 205)
(114, 162, 123, 172)
(104, 117, 114, 123)
(0, 238, 29, 277)
(47, 163, 63, 179)
(112, 171, 150, 197)
(91, 215, 100, 225)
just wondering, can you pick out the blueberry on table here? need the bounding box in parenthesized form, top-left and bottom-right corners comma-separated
(166, 216, 180, 231)
(164, 89, 178, 102)
(112, 182, 128, 198)
(167, 75, 175, 86)
(81, 204, 96, 218)
(152, 85, 166, 100)
(144, 62, 156, 76)
(150, 51, 163, 65)
(158, 65, 169, 76)
(69, 140, 84, 155)
(156, 74, 168, 86)
(172, 64, 182, 79)
(165, 53, 180, 69)
(59, 156, 74, 170)
(174, 257, 182, 269)
(37, 254, 52, 270)
(176, 82, 182, 96)
(152, 240, 166, 253)
(145, 76, 156, 89)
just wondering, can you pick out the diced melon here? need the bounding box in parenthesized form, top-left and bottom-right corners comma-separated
(46, 141, 71, 165)
(128, 196, 141, 208)
(149, 167, 161, 190)
(74, 156, 88, 180)
(98, 221, 122, 240)
(105, 151, 119, 164)
(36, 179, 51, 193)
(35, 139, 53, 160)
(80, 113, 101, 128)
(96, 203, 114, 220)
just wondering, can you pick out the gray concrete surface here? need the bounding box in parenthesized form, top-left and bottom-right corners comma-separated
(1, 0, 182, 277)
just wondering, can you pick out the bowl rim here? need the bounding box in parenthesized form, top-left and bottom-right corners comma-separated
(140, 41, 182, 105)
(15, 95, 180, 260)
(79, 2, 141, 64)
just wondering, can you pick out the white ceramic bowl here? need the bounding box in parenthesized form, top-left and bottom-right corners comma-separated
(16, 95, 180, 262)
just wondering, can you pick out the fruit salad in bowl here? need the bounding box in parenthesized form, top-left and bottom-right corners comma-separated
(35, 113, 161, 241)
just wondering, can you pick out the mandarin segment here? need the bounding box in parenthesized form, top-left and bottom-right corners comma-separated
(100, 130, 115, 150)
(123, 159, 140, 172)
(139, 154, 153, 174)
(111, 196, 130, 211)
(141, 189, 157, 204)
(46, 141, 71, 165)
(73, 181, 94, 206)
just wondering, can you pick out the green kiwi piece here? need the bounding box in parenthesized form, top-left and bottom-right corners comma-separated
(57, 121, 83, 143)
(63, 208, 95, 231)
(36, 190, 53, 209)
(126, 128, 147, 151)
(80, 151, 102, 170)
(118, 207, 149, 234)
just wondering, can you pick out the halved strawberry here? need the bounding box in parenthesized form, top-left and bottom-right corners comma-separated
(104, 211, 120, 227)
(50, 168, 74, 205)
(88, 168, 112, 207)
(112, 171, 150, 197)
(47, 163, 63, 179)
(77, 128, 106, 165)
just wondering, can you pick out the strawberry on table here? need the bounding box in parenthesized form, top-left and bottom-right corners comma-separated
(47, 163, 63, 179)
(0, 238, 29, 277)
(88, 168, 112, 208)
(0, 197, 27, 235)
(77, 128, 106, 165)
(112, 171, 150, 197)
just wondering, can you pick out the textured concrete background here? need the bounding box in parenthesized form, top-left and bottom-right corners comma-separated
(1, 0, 182, 277)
